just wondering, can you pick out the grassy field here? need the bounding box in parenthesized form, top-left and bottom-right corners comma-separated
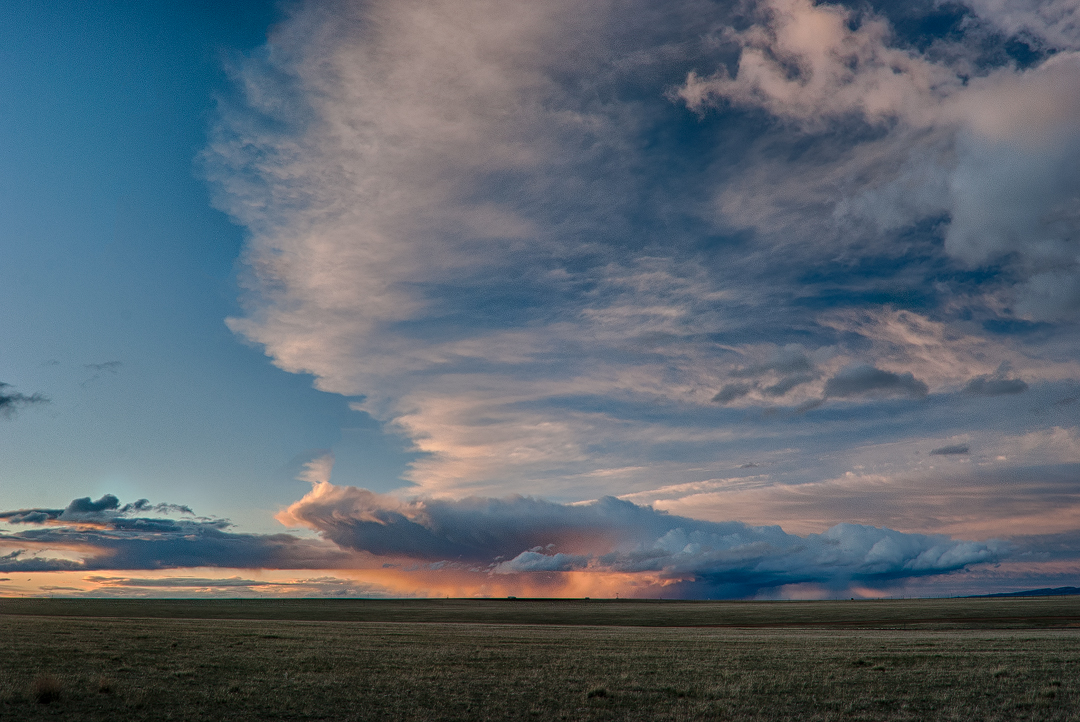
(2, 598, 1079, 720)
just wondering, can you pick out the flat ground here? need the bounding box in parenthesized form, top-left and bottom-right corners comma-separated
(1, 597, 1078, 720)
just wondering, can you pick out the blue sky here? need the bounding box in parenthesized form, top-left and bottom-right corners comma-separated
(0, 1, 414, 527)
(2, 0, 1079, 599)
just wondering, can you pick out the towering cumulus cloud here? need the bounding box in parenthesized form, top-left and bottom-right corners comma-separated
(202, 0, 1080, 595)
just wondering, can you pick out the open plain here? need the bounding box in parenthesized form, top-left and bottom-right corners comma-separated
(1, 597, 1079, 721)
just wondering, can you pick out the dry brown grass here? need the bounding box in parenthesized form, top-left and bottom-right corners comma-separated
(0, 599, 1078, 720)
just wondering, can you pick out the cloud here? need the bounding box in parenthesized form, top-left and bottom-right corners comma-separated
(930, 444, 970, 456)
(67, 575, 387, 598)
(0, 494, 195, 525)
(276, 481, 1003, 596)
(492, 551, 590, 573)
(823, 364, 929, 399)
(678, 0, 959, 127)
(85, 575, 280, 588)
(650, 460, 1080, 540)
(965, 377, 1029, 396)
(0, 382, 47, 419)
(203, 0, 752, 498)
(712, 383, 753, 404)
(84, 361, 121, 373)
(80, 360, 122, 387)
(762, 374, 814, 397)
(0, 495, 354, 572)
(963, 0, 1080, 52)
(712, 346, 820, 404)
(730, 348, 815, 378)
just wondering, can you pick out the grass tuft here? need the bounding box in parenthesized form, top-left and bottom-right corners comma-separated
(30, 674, 62, 704)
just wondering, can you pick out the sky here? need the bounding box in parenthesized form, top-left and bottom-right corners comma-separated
(1, 0, 1078, 600)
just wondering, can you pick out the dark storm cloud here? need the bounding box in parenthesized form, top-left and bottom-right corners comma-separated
(930, 444, 970, 456)
(0, 382, 48, 418)
(278, 483, 1003, 596)
(0, 495, 354, 572)
(823, 365, 929, 399)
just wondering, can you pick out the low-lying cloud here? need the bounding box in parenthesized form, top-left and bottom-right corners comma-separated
(0, 495, 353, 573)
(276, 481, 1004, 597)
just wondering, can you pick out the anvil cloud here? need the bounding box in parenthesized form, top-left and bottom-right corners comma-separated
(204, 0, 1080, 515)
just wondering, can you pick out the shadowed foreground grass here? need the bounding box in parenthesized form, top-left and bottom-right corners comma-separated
(1, 607, 1079, 720)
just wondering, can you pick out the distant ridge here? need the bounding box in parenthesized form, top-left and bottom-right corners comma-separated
(970, 586, 1080, 598)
